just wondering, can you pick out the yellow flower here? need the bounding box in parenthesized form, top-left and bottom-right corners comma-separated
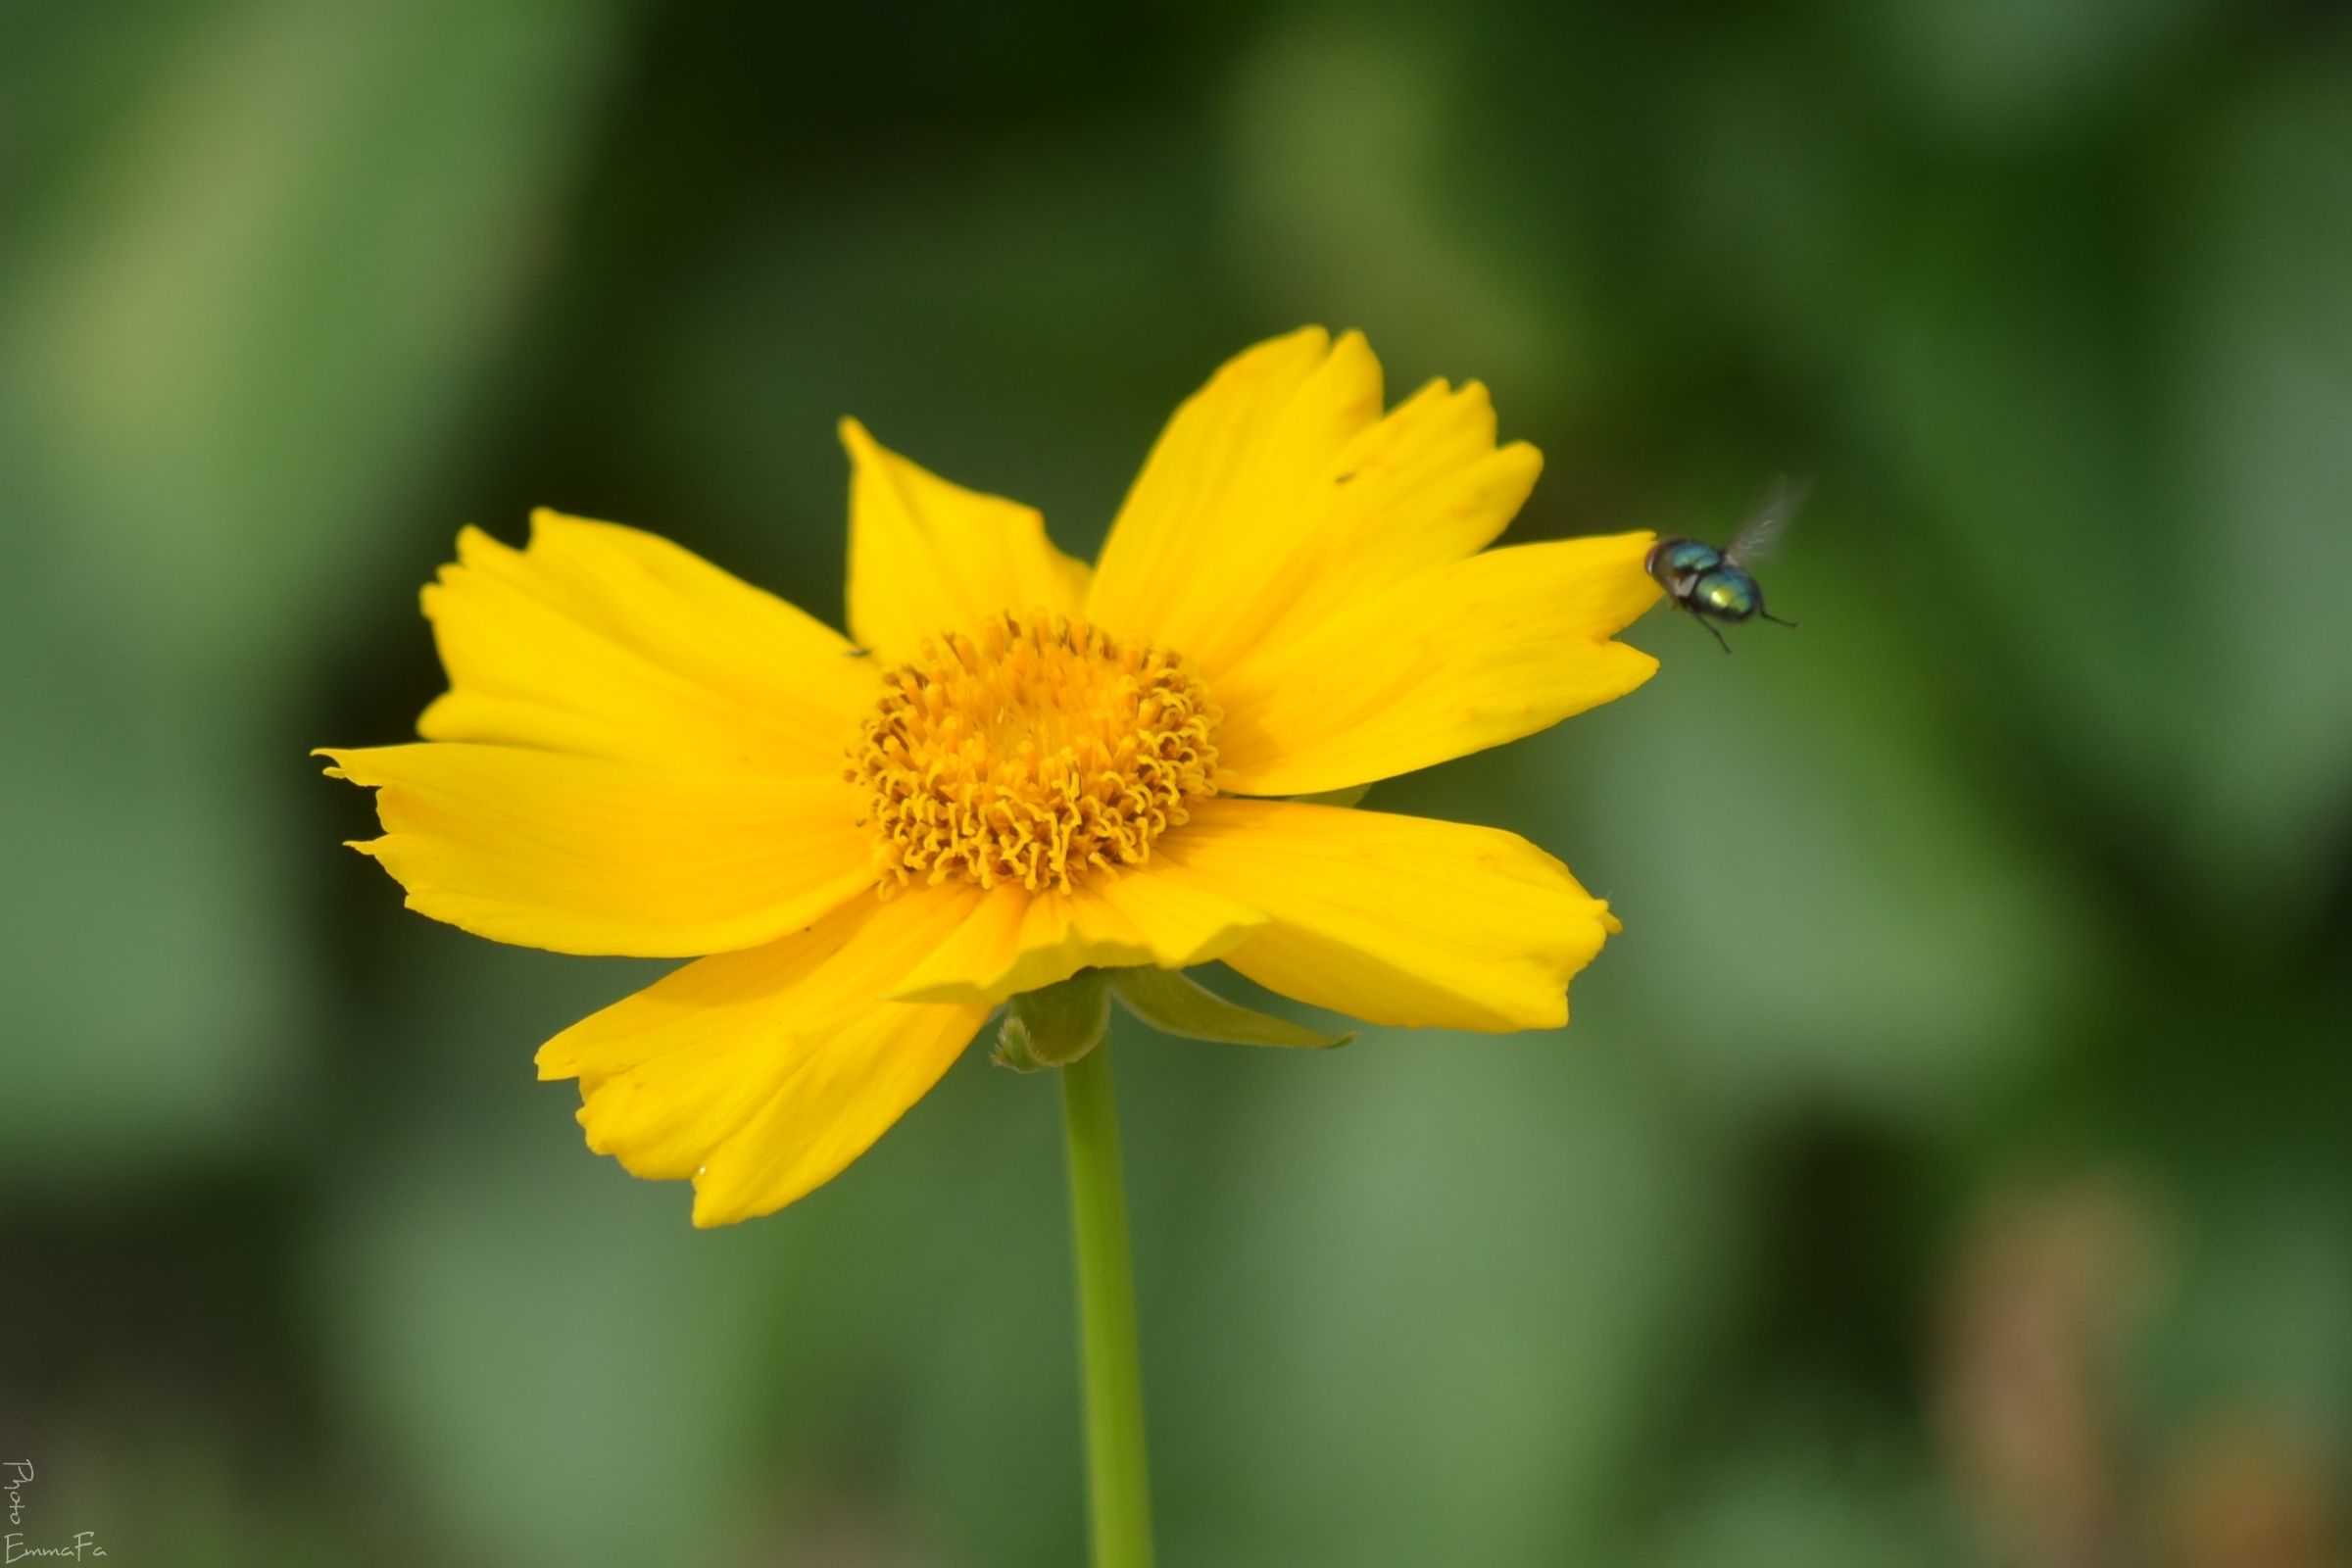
(320, 328, 1662, 1226)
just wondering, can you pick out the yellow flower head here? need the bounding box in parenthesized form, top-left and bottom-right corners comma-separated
(319, 328, 1663, 1226)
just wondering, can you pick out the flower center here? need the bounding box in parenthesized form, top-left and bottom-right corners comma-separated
(848, 612, 1222, 894)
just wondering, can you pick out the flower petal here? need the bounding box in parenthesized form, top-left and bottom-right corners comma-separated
(319, 742, 876, 956)
(1084, 328, 1544, 682)
(889, 867, 1267, 1005)
(688, 1001, 989, 1225)
(842, 418, 1092, 664)
(1153, 798, 1619, 1032)
(419, 511, 874, 775)
(535, 889, 989, 1225)
(1212, 533, 1663, 796)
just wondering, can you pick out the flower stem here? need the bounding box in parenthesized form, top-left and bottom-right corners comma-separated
(1060, 1041, 1154, 1568)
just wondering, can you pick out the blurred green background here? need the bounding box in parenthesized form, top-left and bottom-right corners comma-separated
(4, 1, 2349, 1563)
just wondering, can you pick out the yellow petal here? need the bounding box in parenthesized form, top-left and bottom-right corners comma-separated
(319, 742, 876, 956)
(889, 868, 1266, 1005)
(536, 889, 989, 1224)
(688, 1000, 988, 1225)
(1154, 798, 1618, 1032)
(842, 418, 1092, 664)
(1213, 533, 1663, 796)
(1084, 328, 1544, 682)
(419, 511, 874, 775)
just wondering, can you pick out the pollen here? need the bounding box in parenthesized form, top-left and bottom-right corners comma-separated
(848, 612, 1223, 895)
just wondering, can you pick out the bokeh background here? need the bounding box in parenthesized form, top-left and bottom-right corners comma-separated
(5, 1, 2349, 1563)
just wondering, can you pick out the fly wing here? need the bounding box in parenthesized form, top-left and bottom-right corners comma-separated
(1723, 476, 1809, 568)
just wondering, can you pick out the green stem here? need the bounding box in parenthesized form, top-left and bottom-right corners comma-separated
(1060, 1042, 1154, 1568)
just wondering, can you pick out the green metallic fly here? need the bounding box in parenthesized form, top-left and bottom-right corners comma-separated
(1644, 478, 1805, 653)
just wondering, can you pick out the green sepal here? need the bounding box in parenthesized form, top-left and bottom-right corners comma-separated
(1106, 966, 1353, 1050)
(1289, 782, 1371, 808)
(993, 969, 1110, 1071)
(992, 1011, 1046, 1072)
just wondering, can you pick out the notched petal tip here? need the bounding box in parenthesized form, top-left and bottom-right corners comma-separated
(314, 745, 385, 785)
(1607, 642, 1665, 693)
(452, 521, 509, 566)
(534, 1037, 584, 1082)
(689, 1183, 740, 1230)
(1326, 324, 1375, 369)
(1261, 323, 1332, 356)
(1496, 436, 1544, 482)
